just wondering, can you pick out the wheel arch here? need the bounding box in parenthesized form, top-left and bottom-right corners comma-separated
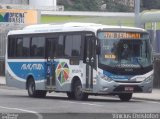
(71, 76, 82, 92)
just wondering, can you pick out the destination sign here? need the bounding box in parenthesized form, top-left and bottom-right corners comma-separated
(99, 32, 143, 39)
(104, 32, 141, 39)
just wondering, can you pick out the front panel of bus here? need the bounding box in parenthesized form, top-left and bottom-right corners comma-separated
(96, 31, 153, 93)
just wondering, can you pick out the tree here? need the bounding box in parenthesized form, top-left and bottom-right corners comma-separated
(58, 0, 133, 12)
(142, 0, 160, 10)
(58, 0, 100, 11)
(103, 0, 132, 12)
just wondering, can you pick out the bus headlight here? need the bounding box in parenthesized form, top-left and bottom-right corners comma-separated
(144, 75, 153, 83)
(100, 74, 112, 82)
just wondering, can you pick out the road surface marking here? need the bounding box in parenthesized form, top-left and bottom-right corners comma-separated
(0, 106, 43, 119)
(133, 99, 160, 105)
(60, 101, 103, 107)
(143, 100, 160, 105)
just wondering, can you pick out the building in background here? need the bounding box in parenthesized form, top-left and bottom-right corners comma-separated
(0, 0, 41, 76)
(0, 0, 63, 11)
(29, 0, 57, 7)
(0, 0, 28, 5)
(29, 0, 60, 11)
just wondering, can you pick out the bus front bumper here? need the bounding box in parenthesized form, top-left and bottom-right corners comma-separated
(97, 80, 153, 94)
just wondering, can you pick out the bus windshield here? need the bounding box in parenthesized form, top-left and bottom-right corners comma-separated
(98, 32, 152, 69)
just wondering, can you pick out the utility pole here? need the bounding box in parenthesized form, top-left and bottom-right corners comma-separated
(135, 0, 140, 27)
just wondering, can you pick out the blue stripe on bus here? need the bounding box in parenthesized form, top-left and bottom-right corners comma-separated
(8, 61, 59, 81)
(8, 62, 46, 81)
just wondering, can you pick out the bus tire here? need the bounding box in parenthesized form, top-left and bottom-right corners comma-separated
(67, 92, 75, 99)
(73, 80, 88, 101)
(119, 93, 132, 102)
(27, 78, 47, 98)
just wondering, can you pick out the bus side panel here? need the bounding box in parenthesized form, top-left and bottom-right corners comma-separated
(54, 59, 71, 92)
(53, 59, 84, 92)
(6, 73, 26, 89)
(35, 80, 46, 90)
(6, 61, 46, 90)
(6, 63, 26, 89)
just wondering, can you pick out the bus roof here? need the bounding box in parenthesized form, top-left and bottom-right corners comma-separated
(8, 22, 147, 35)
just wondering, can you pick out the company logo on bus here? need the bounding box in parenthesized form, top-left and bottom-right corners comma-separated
(21, 64, 44, 71)
(56, 62, 70, 84)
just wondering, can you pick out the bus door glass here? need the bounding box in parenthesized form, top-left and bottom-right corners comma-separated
(46, 37, 58, 88)
(85, 34, 96, 89)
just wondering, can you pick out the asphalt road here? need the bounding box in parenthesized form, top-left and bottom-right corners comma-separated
(0, 86, 160, 119)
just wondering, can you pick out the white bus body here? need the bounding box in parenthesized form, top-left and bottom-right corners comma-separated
(6, 23, 153, 101)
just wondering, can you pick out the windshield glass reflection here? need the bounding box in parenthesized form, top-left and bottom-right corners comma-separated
(98, 38, 151, 68)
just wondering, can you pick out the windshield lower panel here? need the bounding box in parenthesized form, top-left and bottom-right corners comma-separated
(98, 32, 152, 75)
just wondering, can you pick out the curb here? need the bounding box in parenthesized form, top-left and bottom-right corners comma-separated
(0, 84, 6, 86)
(132, 97, 160, 102)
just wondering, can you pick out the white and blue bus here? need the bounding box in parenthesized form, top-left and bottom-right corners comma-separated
(6, 23, 153, 101)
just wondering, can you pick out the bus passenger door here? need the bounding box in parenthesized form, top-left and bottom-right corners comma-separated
(84, 34, 96, 90)
(46, 58, 56, 89)
(46, 38, 57, 90)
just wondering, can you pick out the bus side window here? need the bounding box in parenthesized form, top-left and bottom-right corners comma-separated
(72, 35, 81, 57)
(64, 34, 81, 65)
(46, 35, 64, 58)
(47, 37, 58, 58)
(8, 36, 16, 58)
(64, 35, 81, 58)
(8, 36, 30, 58)
(56, 35, 64, 57)
(16, 38, 23, 57)
(22, 37, 30, 57)
(31, 37, 45, 58)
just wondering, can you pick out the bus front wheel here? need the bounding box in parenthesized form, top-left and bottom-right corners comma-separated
(119, 93, 132, 102)
(73, 80, 88, 100)
(27, 78, 47, 98)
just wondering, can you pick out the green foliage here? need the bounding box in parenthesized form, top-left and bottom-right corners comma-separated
(116, 4, 132, 12)
(41, 16, 86, 23)
(62, 0, 100, 11)
(58, 0, 160, 12)
(41, 16, 134, 26)
(103, 0, 133, 12)
(61, 0, 133, 12)
(58, 0, 137, 12)
(0, 15, 4, 22)
(142, 0, 160, 10)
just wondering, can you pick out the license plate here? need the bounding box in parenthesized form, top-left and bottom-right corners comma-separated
(125, 87, 134, 91)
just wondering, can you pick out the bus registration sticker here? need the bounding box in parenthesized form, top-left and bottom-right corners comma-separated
(56, 62, 69, 84)
(105, 54, 116, 59)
